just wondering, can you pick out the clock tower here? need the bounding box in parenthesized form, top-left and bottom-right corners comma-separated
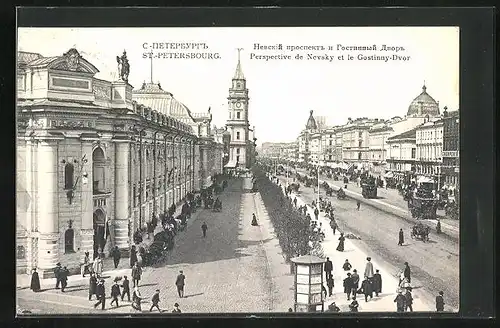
(226, 48, 251, 168)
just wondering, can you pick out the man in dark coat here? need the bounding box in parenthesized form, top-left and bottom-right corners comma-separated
(360, 277, 373, 302)
(405, 287, 414, 312)
(324, 257, 333, 280)
(398, 229, 404, 246)
(350, 269, 360, 300)
(121, 275, 130, 301)
(251, 213, 258, 226)
(130, 245, 138, 268)
(436, 291, 445, 312)
(110, 281, 121, 307)
(326, 276, 334, 297)
(150, 289, 161, 312)
(343, 273, 353, 300)
(89, 273, 97, 300)
(349, 299, 359, 312)
(54, 263, 62, 289)
(175, 270, 185, 298)
(30, 268, 41, 292)
(356, 200, 361, 210)
(132, 263, 142, 288)
(314, 207, 319, 220)
(372, 269, 382, 296)
(201, 222, 208, 238)
(112, 246, 121, 269)
(403, 262, 411, 284)
(94, 279, 106, 310)
(60, 266, 69, 292)
(394, 290, 406, 312)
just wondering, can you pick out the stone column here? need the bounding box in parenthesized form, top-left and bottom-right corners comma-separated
(80, 140, 95, 257)
(114, 141, 130, 250)
(36, 141, 60, 277)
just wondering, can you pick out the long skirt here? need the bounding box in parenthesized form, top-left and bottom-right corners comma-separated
(336, 240, 345, 252)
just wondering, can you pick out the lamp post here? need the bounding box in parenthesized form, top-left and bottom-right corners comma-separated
(291, 255, 325, 312)
(317, 164, 320, 204)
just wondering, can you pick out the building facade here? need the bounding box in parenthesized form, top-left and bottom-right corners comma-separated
(386, 128, 417, 181)
(16, 48, 223, 275)
(341, 118, 377, 165)
(441, 108, 459, 193)
(297, 110, 318, 164)
(415, 118, 444, 187)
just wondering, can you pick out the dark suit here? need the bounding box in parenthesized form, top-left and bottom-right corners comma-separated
(94, 284, 106, 310)
(121, 279, 130, 301)
(111, 284, 121, 307)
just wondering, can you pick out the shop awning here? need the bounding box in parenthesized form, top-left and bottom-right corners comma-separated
(384, 171, 394, 178)
(224, 160, 237, 168)
(417, 176, 434, 184)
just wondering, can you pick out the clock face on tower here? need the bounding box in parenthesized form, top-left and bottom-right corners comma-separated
(236, 102, 242, 108)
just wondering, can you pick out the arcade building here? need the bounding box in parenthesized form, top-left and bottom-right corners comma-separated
(16, 48, 224, 276)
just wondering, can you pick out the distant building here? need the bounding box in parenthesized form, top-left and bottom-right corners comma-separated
(341, 117, 378, 166)
(297, 110, 318, 164)
(386, 128, 417, 183)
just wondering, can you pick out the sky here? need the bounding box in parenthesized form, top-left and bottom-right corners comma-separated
(18, 27, 459, 145)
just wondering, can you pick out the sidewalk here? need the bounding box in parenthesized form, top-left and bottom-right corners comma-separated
(294, 169, 459, 240)
(16, 197, 208, 291)
(302, 199, 431, 312)
(275, 181, 433, 312)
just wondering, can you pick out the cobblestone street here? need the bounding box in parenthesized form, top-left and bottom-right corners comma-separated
(17, 178, 294, 314)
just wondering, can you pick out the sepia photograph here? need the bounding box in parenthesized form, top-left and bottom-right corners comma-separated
(16, 25, 460, 315)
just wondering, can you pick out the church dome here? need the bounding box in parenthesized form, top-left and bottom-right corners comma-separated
(407, 84, 440, 117)
(306, 110, 318, 130)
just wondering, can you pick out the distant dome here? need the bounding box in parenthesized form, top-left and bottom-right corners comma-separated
(407, 84, 440, 117)
(306, 110, 318, 130)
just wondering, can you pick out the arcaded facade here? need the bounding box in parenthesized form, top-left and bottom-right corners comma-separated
(16, 48, 223, 276)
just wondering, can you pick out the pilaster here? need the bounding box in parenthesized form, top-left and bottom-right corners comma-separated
(36, 141, 60, 274)
(114, 141, 130, 250)
(80, 140, 94, 258)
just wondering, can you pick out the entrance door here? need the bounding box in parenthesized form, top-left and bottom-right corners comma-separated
(93, 209, 106, 259)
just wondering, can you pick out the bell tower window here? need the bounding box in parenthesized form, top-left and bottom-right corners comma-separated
(236, 112, 241, 119)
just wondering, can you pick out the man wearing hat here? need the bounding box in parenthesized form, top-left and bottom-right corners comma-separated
(110, 280, 121, 307)
(350, 269, 360, 300)
(328, 301, 340, 312)
(150, 289, 161, 312)
(172, 302, 181, 313)
(94, 279, 106, 310)
(435, 291, 445, 312)
(343, 272, 353, 300)
(175, 270, 186, 298)
(54, 263, 62, 289)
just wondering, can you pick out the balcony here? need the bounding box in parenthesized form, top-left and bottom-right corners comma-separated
(93, 192, 111, 208)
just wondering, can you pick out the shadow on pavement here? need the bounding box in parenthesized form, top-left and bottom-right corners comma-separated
(162, 178, 253, 266)
(183, 292, 204, 298)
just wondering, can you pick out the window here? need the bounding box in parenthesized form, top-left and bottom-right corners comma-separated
(229, 112, 232, 119)
(236, 148, 240, 154)
(329, 155, 332, 160)
(236, 112, 241, 119)
(358, 152, 362, 160)
(358, 131, 363, 138)
(411, 148, 416, 159)
(64, 163, 74, 190)
(65, 229, 74, 253)
(329, 140, 332, 146)
(358, 141, 362, 147)
(236, 132, 240, 140)
(16, 245, 25, 259)
(236, 155, 240, 163)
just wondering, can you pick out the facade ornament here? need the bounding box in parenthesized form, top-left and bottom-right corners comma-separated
(116, 50, 130, 82)
(63, 48, 81, 71)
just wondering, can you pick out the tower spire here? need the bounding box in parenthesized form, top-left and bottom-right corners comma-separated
(233, 48, 245, 80)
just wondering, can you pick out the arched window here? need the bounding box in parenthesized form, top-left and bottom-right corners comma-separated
(65, 229, 74, 253)
(16, 245, 25, 259)
(64, 163, 74, 190)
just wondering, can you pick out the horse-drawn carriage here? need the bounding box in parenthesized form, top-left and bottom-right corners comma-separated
(360, 176, 378, 199)
(289, 182, 300, 193)
(410, 222, 430, 242)
(408, 194, 438, 220)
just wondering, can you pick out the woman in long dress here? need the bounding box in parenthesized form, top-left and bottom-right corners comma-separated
(251, 213, 258, 226)
(93, 257, 103, 278)
(30, 268, 41, 292)
(336, 233, 345, 252)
